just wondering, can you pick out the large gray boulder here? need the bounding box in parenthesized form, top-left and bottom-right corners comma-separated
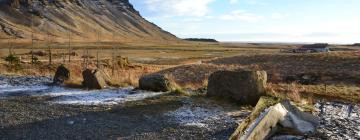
(139, 74, 173, 92)
(207, 70, 267, 105)
(53, 65, 70, 85)
(230, 99, 319, 140)
(82, 69, 112, 89)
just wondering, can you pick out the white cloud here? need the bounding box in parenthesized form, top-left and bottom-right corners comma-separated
(244, 0, 267, 5)
(271, 13, 289, 19)
(143, 0, 215, 17)
(229, 0, 239, 4)
(219, 10, 263, 22)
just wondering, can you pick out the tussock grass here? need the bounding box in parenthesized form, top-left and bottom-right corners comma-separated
(268, 83, 360, 103)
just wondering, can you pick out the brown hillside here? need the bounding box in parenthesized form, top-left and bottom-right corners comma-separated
(0, 0, 179, 44)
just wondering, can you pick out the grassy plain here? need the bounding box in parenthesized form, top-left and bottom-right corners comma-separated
(0, 42, 359, 102)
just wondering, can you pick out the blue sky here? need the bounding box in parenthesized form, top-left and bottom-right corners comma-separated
(130, 0, 360, 43)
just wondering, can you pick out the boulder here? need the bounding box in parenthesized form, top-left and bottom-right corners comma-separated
(53, 65, 70, 85)
(207, 70, 267, 105)
(139, 74, 173, 92)
(230, 98, 319, 140)
(297, 73, 320, 85)
(82, 69, 112, 89)
(284, 74, 321, 85)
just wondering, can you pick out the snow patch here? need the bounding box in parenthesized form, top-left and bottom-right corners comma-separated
(165, 102, 234, 128)
(0, 81, 164, 105)
(53, 88, 164, 105)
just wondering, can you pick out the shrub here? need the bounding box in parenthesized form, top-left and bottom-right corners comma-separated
(31, 56, 41, 64)
(5, 54, 20, 64)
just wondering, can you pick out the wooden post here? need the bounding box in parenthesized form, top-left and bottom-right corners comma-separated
(96, 30, 100, 69)
(82, 47, 86, 69)
(48, 35, 52, 66)
(45, 21, 52, 66)
(8, 38, 12, 55)
(12, 36, 16, 56)
(112, 32, 115, 76)
(68, 29, 71, 63)
(62, 51, 65, 64)
(324, 83, 327, 94)
(86, 49, 89, 69)
(31, 13, 35, 64)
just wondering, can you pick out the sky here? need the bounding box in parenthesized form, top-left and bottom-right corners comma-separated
(129, 0, 360, 43)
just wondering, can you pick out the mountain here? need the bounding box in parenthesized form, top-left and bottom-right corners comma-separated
(0, 0, 179, 44)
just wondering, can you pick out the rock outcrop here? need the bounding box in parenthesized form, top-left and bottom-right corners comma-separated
(230, 97, 319, 140)
(207, 70, 267, 105)
(139, 74, 174, 92)
(82, 69, 111, 89)
(53, 65, 70, 85)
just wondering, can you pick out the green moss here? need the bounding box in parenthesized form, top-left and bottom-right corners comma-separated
(172, 88, 191, 96)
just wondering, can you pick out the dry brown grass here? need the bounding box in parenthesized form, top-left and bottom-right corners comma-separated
(269, 83, 360, 103)
(208, 51, 360, 85)
(1, 44, 359, 104)
(0, 58, 167, 87)
(108, 67, 163, 87)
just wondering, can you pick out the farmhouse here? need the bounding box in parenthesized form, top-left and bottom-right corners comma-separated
(294, 43, 330, 53)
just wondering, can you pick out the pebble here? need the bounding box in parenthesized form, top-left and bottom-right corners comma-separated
(314, 101, 359, 139)
(67, 120, 75, 125)
(0, 75, 52, 86)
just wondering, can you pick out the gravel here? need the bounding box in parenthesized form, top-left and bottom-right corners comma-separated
(1, 76, 359, 140)
(0, 76, 249, 140)
(314, 101, 360, 140)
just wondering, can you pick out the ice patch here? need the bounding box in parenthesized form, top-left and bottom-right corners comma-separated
(0, 78, 164, 105)
(53, 89, 164, 105)
(165, 101, 234, 128)
(184, 122, 208, 128)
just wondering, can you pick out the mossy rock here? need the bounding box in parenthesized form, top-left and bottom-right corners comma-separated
(139, 74, 175, 92)
(207, 70, 268, 106)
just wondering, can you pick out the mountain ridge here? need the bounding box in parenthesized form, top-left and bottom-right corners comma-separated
(0, 0, 179, 44)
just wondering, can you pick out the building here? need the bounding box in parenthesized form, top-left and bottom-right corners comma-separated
(294, 43, 330, 53)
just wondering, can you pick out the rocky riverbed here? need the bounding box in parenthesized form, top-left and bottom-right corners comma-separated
(0, 76, 359, 139)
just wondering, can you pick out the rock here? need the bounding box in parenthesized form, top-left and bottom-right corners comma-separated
(67, 120, 75, 125)
(53, 65, 70, 85)
(31, 50, 47, 56)
(207, 70, 267, 105)
(297, 73, 320, 85)
(231, 99, 319, 140)
(139, 74, 173, 92)
(82, 69, 112, 89)
(270, 135, 304, 140)
(230, 96, 280, 140)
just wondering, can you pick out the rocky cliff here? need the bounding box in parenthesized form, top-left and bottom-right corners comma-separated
(0, 0, 179, 43)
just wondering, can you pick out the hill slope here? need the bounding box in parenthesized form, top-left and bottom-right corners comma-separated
(0, 0, 179, 44)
